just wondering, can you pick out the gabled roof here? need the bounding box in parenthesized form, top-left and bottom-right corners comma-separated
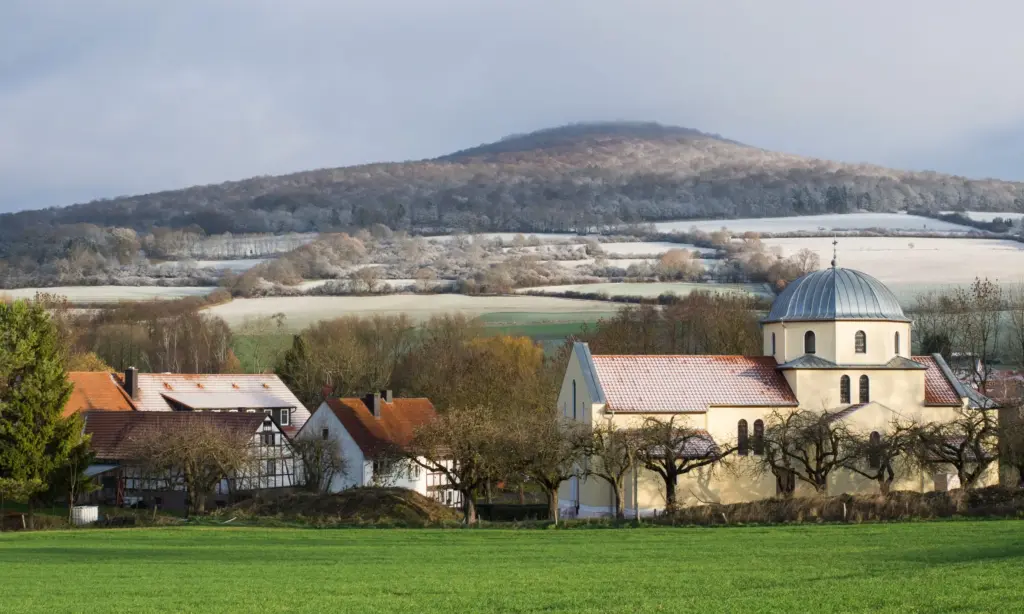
(132, 374, 305, 413)
(587, 351, 797, 413)
(321, 397, 437, 456)
(65, 372, 136, 417)
(914, 354, 965, 407)
(82, 411, 269, 461)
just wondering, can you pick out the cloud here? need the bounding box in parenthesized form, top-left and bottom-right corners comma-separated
(2, 0, 1024, 212)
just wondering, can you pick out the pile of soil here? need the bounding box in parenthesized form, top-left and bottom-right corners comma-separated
(223, 487, 461, 526)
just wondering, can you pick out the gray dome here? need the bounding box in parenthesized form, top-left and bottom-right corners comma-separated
(765, 267, 907, 323)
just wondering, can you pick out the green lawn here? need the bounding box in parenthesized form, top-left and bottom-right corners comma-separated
(2, 522, 1023, 613)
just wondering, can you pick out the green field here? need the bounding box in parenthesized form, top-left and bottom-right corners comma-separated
(2, 522, 1022, 612)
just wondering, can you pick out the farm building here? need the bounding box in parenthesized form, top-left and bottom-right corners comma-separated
(81, 411, 297, 511)
(64, 371, 137, 416)
(298, 391, 461, 508)
(558, 265, 999, 518)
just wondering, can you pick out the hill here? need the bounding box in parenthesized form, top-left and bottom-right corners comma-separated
(2, 121, 1023, 254)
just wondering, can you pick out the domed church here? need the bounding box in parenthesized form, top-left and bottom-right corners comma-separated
(557, 264, 997, 517)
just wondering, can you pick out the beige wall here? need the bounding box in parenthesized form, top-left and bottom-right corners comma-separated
(786, 368, 927, 413)
(763, 320, 911, 365)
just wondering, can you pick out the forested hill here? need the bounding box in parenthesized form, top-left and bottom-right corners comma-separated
(3, 121, 1024, 242)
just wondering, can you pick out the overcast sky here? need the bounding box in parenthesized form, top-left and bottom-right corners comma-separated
(2, 0, 1023, 213)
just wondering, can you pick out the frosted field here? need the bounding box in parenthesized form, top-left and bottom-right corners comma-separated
(517, 282, 771, 299)
(4, 286, 217, 303)
(599, 242, 714, 256)
(206, 294, 618, 328)
(425, 232, 577, 243)
(760, 237, 1024, 285)
(655, 213, 974, 234)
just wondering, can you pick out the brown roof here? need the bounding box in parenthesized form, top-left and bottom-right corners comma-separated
(914, 355, 963, 406)
(82, 411, 268, 461)
(323, 397, 437, 456)
(591, 355, 797, 412)
(65, 372, 136, 417)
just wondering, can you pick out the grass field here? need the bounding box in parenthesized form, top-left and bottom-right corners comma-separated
(1, 522, 1022, 613)
(517, 281, 772, 299)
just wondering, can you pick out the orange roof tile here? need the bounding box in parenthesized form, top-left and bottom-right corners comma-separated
(915, 355, 964, 406)
(64, 372, 136, 417)
(591, 355, 797, 412)
(324, 397, 437, 456)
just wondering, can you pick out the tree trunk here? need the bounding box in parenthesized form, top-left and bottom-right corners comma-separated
(485, 481, 493, 504)
(463, 494, 477, 525)
(546, 488, 559, 525)
(613, 479, 625, 520)
(663, 475, 677, 512)
(28, 500, 35, 530)
(878, 478, 891, 496)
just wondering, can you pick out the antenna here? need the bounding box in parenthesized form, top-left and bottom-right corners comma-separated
(831, 234, 838, 268)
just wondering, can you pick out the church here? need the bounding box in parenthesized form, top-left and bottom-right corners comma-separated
(557, 264, 998, 517)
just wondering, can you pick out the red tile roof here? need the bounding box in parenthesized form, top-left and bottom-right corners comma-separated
(65, 372, 136, 417)
(82, 411, 268, 461)
(914, 355, 963, 406)
(323, 397, 437, 456)
(590, 355, 797, 412)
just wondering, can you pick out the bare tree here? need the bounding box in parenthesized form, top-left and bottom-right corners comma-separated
(291, 431, 346, 493)
(635, 416, 734, 512)
(908, 406, 999, 491)
(999, 401, 1024, 487)
(1007, 283, 1024, 369)
(587, 422, 640, 519)
(755, 408, 857, 496)
(841, 421, 916, 495)
(519, 415, 589, 524)
(407, 406, 512, 524)
(129, 416, 256, 516)
(350, 266, 381, 294)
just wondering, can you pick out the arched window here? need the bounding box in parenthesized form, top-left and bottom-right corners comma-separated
(804, 331, 816, 354)
(572, 380, 577, 420)
(771, 332, 776, 356)
(859, 375, 870, 403)
(868, 431, 882, 469)
(753, 419, 765, 455)
(840, 375, 851, 404)
(894, 332, 901, 355)
(738, 420, 749, 456)
(855, 331, 866, 354)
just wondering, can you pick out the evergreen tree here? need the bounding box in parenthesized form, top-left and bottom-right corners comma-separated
(0, 300, 77, 528)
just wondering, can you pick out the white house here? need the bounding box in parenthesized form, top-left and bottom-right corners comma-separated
(298, 390, 461, 508)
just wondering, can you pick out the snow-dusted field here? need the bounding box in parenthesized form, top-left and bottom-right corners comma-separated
(4, 286, 217, 303)
(425, 232, 577, 243)
(760, 237, 1024, 285)
(517, 282, 771, 298)
(599, 242, 714, 256)
(655, 213, 974, 234)
(206, 294, 618, 328)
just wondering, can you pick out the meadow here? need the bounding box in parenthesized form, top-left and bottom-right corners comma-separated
(658, 212, 974, 233)
(517, 281, 771, 299)
(1, 522, 1022, 613)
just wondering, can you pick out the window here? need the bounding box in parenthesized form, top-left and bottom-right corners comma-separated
(855, 331, 866, 354)
(894, 332, 901, 355)
(753, 420, 764, 455)
(840, 375, 851, 404)
(412, 465, 421, 479)
(321, 427, 330, 441)
(280, 408, 290, 426)
(262, 432, 275, 446)
(264, 408, 273, 416)
(737, 420, 749, 456)
(771, 332, 776, 356)
(572, 380, 577, 420)
(868, 431, 881, 469)
(859, 375, 870, 403)
(804, 331, 816, 354)
(266, 459, 276, 476)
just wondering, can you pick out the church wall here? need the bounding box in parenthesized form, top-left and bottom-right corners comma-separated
(833, 320, 912, 364)
(789, 368, 926, 413)
(767, 321, 838, 363)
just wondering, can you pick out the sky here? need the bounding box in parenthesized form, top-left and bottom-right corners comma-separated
(2, 0, 1024, 213)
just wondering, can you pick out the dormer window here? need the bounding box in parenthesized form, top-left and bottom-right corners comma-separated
(855, 331, 866, 354)
(804, 331, 816, 354)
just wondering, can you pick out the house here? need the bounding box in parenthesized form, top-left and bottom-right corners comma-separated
(64, 372, 137, 416)
(82, 411, 297, 510)
(298, 390, 461, 508)
(121, 369, 310, 434)
(558, 265, 999, 518)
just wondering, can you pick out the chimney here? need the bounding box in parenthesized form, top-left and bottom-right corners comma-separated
(124, 367, 139, 399)
(363, 392, 382, 419)
(383, 389, 393, 404)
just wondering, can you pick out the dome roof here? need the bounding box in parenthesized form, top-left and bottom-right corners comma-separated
(765, 267, 907, 323)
